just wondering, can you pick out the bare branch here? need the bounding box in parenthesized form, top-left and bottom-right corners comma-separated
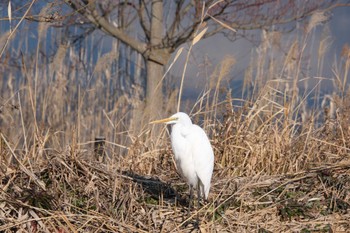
(65, 0, 148, 58)
(138, 0, 150, 41)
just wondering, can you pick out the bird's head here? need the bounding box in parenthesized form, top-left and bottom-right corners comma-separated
(150, 112, 192, 126)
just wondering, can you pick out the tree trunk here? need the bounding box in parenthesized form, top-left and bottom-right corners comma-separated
(145, 60, 164, 118)
(144, 0, 164, 120)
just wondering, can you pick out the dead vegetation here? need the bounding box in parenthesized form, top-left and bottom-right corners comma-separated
(0, 121, 350, 232)
(1, 82, 350, 232)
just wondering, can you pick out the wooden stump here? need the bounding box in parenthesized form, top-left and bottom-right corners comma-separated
(94, 136, 106, 162)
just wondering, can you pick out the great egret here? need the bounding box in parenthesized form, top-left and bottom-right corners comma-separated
(150, 112, 214, 210)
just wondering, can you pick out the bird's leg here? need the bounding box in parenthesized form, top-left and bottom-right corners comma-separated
(196, 182, 201, 224)
(188, 185, 193, 216)
(197, 182, 201, 207)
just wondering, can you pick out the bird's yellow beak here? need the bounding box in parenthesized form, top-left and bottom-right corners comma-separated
(150, 117, 178, 124)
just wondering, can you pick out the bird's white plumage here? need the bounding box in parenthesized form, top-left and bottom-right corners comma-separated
(151, 112, 214, 200)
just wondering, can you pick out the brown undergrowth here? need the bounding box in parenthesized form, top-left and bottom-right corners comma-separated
(1, 97, 350, 232)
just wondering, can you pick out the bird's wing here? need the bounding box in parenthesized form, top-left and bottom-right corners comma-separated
(189, 125, 214, 198)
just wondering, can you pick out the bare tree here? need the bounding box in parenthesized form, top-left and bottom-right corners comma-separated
(61, 0, 338, 119)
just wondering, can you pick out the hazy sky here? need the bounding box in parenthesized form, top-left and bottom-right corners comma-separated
(170, 6, 350, 98)
(1, 2, 349, 101)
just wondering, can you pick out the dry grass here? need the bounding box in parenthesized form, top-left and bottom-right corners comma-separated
(1, 10, 350, 233)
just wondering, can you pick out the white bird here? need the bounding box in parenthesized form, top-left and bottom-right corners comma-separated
(150, 112, 214, 209)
